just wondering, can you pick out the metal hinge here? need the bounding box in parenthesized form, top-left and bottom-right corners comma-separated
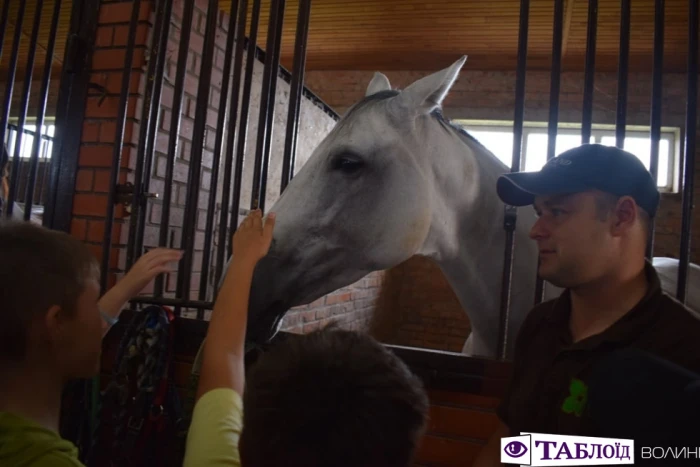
(115, 182, 159, 215)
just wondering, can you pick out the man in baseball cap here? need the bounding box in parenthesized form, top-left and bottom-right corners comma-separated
(474, 144, 700, 467)
(496, 143, 660, 218)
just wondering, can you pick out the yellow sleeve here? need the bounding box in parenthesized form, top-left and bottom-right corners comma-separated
(183, 388, 243, 467)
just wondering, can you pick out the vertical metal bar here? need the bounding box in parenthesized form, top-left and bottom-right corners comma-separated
(229, 0, 262, 257)
(646, 0, 664, 260)
(43, 0, 100, 232)
(0, 0, 11, 63)
(0, 1, 26, 218)
(251, 0, 286, 212)
(100, 0, 142, 294)
(615, 0, 631, 148)
(281, 0, 311, 191)
(178, 0, 219, 307)
(126, 0, 173, 270)
(133, 1, 173, 268)
(581, 0, 598, 144)
(215, 0, 249, 286)
(200, 0, 241, 301)
(8, 0, 44, 216)
(498, 0, 529, 360)
(677, 0, 698, 303)
(24, 0, 63, 219)
(155, 0, 196, 297)
(534, 0, 563, 306)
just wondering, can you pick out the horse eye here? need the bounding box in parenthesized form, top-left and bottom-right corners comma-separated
(332, 156, 365, 174)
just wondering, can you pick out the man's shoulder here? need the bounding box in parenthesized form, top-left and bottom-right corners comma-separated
(656, 291, 700, 330)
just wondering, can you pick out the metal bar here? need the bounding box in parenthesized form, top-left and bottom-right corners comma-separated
(281, 0, 311, 191)
(178, 0, 219, 309)
(43, 0, 100, 232)
(534, 0, 563, 306)
(498, 0, 529, 361)
(200, 0, 241, 301)
(251, 0, 286, 212)
(100, 0, 142, 294)
(24, 0, 62, 219)
(0, 0, 11, 63)
(677, 0, 698, 303)
(0, 1, 26, 218)
(126, 0, 173, 270)
(647, 0, 664, 259)
(229, 0, 262, 257)
(133, 1, 173, 269)
(8, 0, 43, 216)
(581, 0, 598, 144)
(155, 0, 197, 297)
(615, 0, 631, 148)
(215, 0, 249, 286)
(129, 295, 213, 310)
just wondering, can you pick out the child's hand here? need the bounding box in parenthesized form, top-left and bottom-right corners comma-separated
(232, 209, 276, 269)
(122, 247, 184, 296)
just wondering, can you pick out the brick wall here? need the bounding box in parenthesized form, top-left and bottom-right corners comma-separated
(304, 68, 700, 352)
(69, 0, 383, 332)
(69, 0, 152, 291)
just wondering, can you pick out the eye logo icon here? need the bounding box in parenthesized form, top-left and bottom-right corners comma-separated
(504, 441, 528, 458)
(501, 435, 532, 464)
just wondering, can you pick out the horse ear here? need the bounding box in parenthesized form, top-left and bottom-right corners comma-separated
(365, 72, 392, 96)
(397, 55, 467, 113)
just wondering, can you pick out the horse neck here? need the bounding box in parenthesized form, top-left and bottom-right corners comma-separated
(418, 116, 540, 356)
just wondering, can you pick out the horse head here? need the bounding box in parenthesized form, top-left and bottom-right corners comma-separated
(242, 56, 483, 347)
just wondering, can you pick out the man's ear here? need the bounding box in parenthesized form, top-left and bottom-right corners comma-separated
(611, 196, 637, 236)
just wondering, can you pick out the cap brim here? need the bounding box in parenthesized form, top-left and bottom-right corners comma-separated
(496, 171, 592, 206)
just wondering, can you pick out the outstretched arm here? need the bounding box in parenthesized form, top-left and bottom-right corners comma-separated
(98, 248, 183, 336)
(196, 209, 276, 400)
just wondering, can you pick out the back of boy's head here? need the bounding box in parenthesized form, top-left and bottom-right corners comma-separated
(0, 221, 100, 362)
(239, 327, 429, 467)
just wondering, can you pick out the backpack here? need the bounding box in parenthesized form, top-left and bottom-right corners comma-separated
(86, 305, 185, 467)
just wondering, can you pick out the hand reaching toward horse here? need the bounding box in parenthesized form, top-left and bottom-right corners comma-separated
(232, 209, 276, 270)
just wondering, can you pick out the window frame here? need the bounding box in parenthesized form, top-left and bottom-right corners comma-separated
(453, 119, 681, 194)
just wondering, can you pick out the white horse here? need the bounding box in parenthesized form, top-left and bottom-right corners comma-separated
(240, 56, 700, 359)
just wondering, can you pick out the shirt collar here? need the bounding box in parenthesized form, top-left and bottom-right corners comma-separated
(544, 260, 663, 348)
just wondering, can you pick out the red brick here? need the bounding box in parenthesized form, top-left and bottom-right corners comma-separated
(113, 23, 150, 47)
(326, 292, 351, 305)
(105, 71, 142, 95)
(73, 193, 108, 216)
(98, 2, 152, 25)
(95, 26, 114, 47)
(79, 145, 113, 167)
(75, 169, 94, 192)
(82, 122, 101, 142)
(92, 49, 126, 71)
(87, 221, 106, 243)
(71, 218, 88, 240)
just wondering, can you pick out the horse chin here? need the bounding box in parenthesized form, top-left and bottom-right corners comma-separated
(245, 300, 291, 349)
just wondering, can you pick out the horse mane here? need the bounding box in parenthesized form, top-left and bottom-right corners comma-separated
(351, 90, 508, 171)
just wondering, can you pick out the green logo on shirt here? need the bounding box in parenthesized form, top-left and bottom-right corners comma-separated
(561, 378, 588, 417)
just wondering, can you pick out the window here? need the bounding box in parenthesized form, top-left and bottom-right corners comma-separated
(4, 123, 56, 161)
(454, 120, 680, 193)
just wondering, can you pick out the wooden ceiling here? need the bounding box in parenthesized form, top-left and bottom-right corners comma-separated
(223, 0, 696, 72)
(0, 0, 696, 106)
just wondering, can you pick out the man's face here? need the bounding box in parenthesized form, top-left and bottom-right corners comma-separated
(54, 278, 104, 379)
(530, 190, 616, 288)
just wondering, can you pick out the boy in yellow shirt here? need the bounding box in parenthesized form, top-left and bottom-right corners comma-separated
(184, 210, 429, 467)
(0, 221, 182, 466)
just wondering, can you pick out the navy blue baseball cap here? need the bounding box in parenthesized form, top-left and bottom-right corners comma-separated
(496, 143, 660, 217)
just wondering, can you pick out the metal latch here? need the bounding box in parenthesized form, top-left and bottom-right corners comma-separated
(115, 182, 159, 214)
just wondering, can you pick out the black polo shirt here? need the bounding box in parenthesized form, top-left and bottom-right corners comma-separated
(498, 261, 700, 437)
